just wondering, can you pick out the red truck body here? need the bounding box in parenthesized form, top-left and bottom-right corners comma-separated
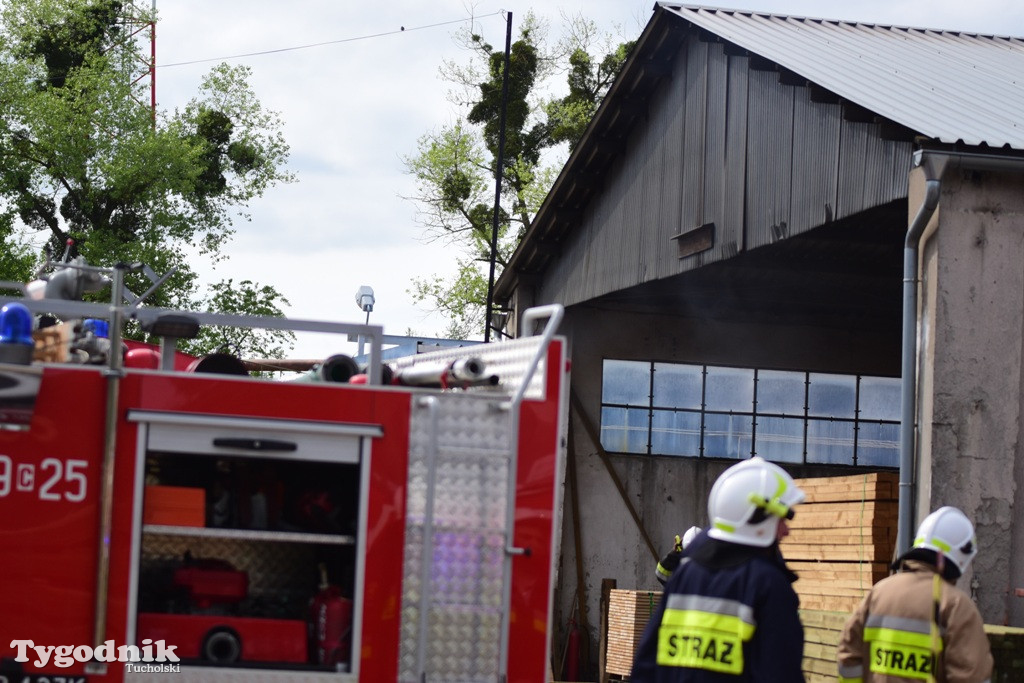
(0, 292, 568, 683)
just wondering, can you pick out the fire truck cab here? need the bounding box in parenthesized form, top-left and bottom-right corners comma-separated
(0, 263, 568, 683)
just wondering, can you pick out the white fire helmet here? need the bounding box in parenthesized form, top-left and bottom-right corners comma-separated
(707, 457, 805, 548)
(913, 506, 978, 575)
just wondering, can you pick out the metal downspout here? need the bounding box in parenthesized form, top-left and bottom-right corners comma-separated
(899, 178, 940, 557)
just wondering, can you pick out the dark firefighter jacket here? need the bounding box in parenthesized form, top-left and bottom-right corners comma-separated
(631, 537, 805, 682)
(836, 559, 993, 683)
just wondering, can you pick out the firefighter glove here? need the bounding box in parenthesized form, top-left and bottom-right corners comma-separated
(655, 534, 684, 585)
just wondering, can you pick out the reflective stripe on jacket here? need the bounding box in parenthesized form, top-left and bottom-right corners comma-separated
(655, 594, 756, 674)
(836, 560, 993, 683)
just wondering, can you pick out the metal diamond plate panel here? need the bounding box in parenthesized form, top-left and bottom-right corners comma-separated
(390, 336, 548, 402)
(398, 393, 515, 683)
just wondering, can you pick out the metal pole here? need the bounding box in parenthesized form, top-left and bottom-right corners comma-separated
(415, 396, 440, 679)
(358, 309, 369, 358)
(484, 11, 512, 343)
(151, 1, 156, 126)
(91, 264, 127, 666)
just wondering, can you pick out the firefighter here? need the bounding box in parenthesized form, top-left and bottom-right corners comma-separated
(836, 506, 993, 683)
(631, 456, 807, 682)
(656, 525, 704, 585)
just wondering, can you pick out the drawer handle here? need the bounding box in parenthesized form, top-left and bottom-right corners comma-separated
(212, 437, 297, 452)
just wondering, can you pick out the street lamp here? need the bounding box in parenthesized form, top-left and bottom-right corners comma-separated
(355, 286, 374, 357)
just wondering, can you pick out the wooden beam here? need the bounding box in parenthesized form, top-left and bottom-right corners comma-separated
(571, 390, 660, 562)
(722, 41, 748, 57)
(671, 222, 716, 259)
(809, 85, 841, 104)
(842, 102, 876, 123)
(778, 68, 807, 87)
(565, 414, 593, 675)
(749, 54, 777, 71)
(878, 118, 918, 141)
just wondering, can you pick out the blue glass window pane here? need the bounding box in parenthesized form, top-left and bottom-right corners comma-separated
(651, 410, 702, 456)
(808, 373, 856, 418)
(600, 406, 649, 454)
(857, 421, 899, 467)
(859, 376, 901, 421)
(652, 363, 703, 409)
(753, 416, 804, 463)
(703, 413, 752, 459)
(705, 366, 754, 412)
(806, 418, 855, 464)
(756, 370, 805, 416)
(602, 360, 650, 406)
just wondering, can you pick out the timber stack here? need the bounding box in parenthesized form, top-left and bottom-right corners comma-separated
(782, 471, 899, 682)
(605, 589, 661, 678)
(781, 471, 898, 612)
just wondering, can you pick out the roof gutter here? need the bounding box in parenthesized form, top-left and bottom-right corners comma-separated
(899, 149, 1024, 557)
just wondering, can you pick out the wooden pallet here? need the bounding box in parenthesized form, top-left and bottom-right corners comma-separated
(604, 589, 661, 676)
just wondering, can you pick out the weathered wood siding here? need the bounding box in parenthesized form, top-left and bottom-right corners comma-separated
(538, 35, 912, 309)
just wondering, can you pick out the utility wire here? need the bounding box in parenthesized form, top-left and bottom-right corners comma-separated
(159, 11, 505, 68)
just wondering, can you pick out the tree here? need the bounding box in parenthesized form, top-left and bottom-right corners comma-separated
(0, 0, 295, 358)
(545, 18, 634, 153)
(185, 278, 293, 364)
(404, 12, 633, 338)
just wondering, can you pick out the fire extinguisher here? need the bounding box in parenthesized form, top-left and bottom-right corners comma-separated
(308, 563, 353, 668)
(566, 615, 581, 681)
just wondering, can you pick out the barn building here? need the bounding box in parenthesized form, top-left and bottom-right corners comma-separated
(493, 3, 1024, 663)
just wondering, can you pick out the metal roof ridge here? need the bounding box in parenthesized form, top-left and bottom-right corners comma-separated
(657, 2, 1024, 40)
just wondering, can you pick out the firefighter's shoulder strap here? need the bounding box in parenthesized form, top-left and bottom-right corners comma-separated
(929, 572, 943, 683)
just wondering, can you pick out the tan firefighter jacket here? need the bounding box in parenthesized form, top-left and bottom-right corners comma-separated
(836, 560, 993, 683)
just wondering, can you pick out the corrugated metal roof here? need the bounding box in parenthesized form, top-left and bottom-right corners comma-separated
(662, 3, 1024, 150)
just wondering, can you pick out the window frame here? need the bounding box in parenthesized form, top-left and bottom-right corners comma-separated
(599, 359, 900, 467)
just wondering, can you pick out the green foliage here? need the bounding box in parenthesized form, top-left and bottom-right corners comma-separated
(409, 259, 488, 341)
(0, 0, 295, 356)
(546, 39, 633, 151)
(0, 215, 35, 290)
(404, 11, 633, 337)
(181, 279, 296, 365)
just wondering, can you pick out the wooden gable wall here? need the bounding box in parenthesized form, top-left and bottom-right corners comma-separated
(536, 32, 912, 310)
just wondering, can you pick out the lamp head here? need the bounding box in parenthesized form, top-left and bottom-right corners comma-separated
(355, 286, 375, 313)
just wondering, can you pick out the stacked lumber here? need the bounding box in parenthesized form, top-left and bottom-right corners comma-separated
(799, 609, 847, 683)
(605, 589, 661, 676)
(984, 624, 1024, 680)
(782, 471, 898, 613)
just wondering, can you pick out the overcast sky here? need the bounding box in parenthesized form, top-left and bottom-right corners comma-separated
(152, 1, 1024, 360)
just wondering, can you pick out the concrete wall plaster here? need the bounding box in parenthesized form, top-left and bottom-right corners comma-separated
(916, 166, 1024, 624)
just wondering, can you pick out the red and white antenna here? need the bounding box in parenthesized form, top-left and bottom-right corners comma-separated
(124, 1, 157, 126)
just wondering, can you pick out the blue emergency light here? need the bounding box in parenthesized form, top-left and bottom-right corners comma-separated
(83, 318, 110, 338)
(0, 302, 34, 364)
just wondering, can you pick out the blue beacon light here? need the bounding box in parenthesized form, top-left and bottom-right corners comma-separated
(0, 302, 34, 364)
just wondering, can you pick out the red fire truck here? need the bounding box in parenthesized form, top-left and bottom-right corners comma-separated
(0, 261, 568, 682)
